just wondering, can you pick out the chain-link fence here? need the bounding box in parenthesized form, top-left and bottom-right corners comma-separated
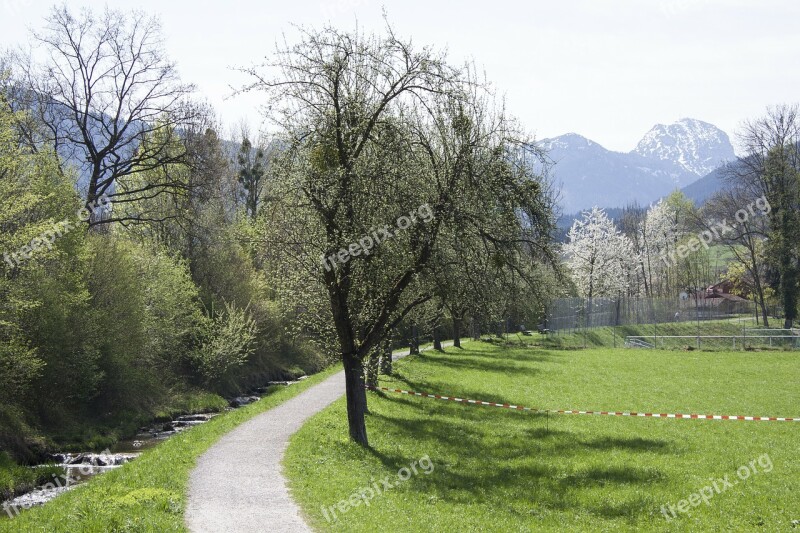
(547, 296, 759, 332)
(543, 296, 795, 350)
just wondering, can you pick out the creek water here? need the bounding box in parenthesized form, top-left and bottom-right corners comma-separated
(2, 381, 303, 517)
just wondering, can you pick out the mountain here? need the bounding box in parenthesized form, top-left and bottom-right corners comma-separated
(633, 118, 735, 178)
(679, 166, 729, 205)
(541, 118, 735, 213)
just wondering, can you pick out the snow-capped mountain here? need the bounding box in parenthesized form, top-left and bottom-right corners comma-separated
(541, 119, 735, 213)
(633, 118, 735, 178)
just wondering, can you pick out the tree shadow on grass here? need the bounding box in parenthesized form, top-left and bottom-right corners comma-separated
(366, 390, 426, 411)
(412, 355, 543, 378)
(558, 466, 665, 487)
(371, 402, 678, 458)
(384, 372, 538, 408)
(438, 344, 563, 364)
(361, 408, 675, 524)
(581, 436, 673, 454)
(376, 376, 678, 456)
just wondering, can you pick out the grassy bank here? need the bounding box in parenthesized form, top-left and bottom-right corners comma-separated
(0, 387, 233, 503)
(0, 453, 64, 503)
(529, 318, 795, 350)
(0, 364, 341, 532)
(285, 342, 799, 531)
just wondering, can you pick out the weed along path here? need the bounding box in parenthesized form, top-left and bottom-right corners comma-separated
(185, 343, 452, 533)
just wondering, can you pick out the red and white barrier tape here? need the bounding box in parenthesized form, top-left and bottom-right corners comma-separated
(366, 385, 800, 422)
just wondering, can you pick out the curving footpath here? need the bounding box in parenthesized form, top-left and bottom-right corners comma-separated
(185, 344, 451, 532)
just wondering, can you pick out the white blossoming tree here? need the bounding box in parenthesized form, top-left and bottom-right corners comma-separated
(640, 193, 695, 296)
(563, 207, 637, 298)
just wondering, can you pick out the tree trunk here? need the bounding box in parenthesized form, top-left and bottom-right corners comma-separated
(410, 324, 420, 354)
(755, 289, 769, 328)
(365, 351, 379, 388)
(342, 353, 369, 446)
(782, 262, 797, 330)
(433, 325, 442, 351)
(380, 339, 393, 375)
(748, 244, 769, 328)
(759, 296, 770, 329)
(453, 317, 462, 348)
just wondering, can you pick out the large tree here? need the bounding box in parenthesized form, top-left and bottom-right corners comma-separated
(13, 5, 197, 226)
(702, 187, 771, 326)
(732, 104, 800, 328)
(246, 26, 556, 445)
(563, 207, 636, 299)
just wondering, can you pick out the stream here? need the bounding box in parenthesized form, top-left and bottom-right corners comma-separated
(2, 380, 304, 517)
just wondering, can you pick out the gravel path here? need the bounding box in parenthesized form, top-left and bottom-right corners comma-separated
(186, 344, 450, 532)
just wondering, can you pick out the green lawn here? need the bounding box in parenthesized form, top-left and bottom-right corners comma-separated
(285, 342, 800, 531)
(0, 365, 341, 532)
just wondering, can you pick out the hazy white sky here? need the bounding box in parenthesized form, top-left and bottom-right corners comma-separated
(1, 0, 798, 152)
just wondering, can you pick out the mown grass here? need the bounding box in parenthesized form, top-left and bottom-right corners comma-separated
(0, 365, 341, 532)
(285, 342, 799, 532)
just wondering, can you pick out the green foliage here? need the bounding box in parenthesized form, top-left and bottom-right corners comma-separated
(117, 121, 191, 243)
(0, 338, 42, 404)
(0, 91, 95, 419)
(130, 242, 205, 374)
(193, 303, 258, 383)
(152, 391, 228, 421)
(762, 144, 800, 322)
(0, 91, 320, 458)
(236, 137, 267, 220)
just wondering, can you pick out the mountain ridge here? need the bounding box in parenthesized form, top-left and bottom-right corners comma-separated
(542, 118, 735, 212)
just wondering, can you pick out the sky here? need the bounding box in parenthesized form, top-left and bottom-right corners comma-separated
(1, 0, 798, 153)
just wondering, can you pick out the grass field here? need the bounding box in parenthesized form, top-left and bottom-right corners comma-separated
(0, 365, 341, 532)
(285, 342, 800, 532)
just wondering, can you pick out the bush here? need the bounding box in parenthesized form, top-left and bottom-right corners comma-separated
(193, 303, 258, 384)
